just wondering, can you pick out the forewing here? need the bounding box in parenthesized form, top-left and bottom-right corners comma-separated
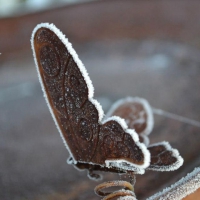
(147, 142, 183, 171)
(32, 24, 100, 162)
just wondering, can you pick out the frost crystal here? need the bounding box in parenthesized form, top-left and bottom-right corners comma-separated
(147, 167, 200, 200)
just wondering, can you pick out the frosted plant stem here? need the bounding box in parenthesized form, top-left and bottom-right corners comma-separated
(147, 167, 200, 200)
(152, 108, 200, 128)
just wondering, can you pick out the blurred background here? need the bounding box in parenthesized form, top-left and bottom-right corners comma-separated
(1, 0, 200, 199)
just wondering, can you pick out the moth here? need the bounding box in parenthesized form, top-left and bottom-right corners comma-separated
(31, 23, 183, 180)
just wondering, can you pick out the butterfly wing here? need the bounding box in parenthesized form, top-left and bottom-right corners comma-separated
(106, 97, 154, 146)
(148, 142, 183, 171)
(106, 97, 183, 171)
(31, 23, 150, 174)
(32, 24, 99, 162)
(97, 116, 150, 173)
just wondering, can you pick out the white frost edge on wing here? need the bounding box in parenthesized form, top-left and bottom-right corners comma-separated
(105, 160, 145, 174)
(89, 98, 104, 122)
(103, 117, 150, 174)
(31, 23, 105, 162)
(147, 141, 184, 171)
(147, 167, 200, 200)
(140, 134, 150, 146)
(105, 141, 150, 174)
(67, 157, 102, 174)
(32, 23, 95, 98)
(31, 23, 150, 172)
(106, 97, 154, 136)
(103, 116, 128, 130)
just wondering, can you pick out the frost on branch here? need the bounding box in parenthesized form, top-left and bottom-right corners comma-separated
(147, 167, 200, 200)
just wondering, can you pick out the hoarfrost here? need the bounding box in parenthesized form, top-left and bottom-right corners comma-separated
(147, 167, 200, 200)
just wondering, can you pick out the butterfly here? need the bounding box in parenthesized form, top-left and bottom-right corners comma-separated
(31, 23, 183, 180)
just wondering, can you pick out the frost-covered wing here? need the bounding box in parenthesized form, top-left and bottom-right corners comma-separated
(100, 116, 150, 174)
(31, 23, 150, 174)
(147, 142, 183, 171)
(106, 97, 154, 146)
(106, 97, 183, 172)
(31, 24, 101, 162)
(147, 167, 200, 200)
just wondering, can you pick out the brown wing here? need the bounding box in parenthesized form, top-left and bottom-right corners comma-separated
(106, 97, 154, 145)
(95, 118, 147, 168)
(33, 26, 99, 162)
(147, 142, 183, 171)
(106, 97, 183, 171)
(32, 24, 149, 173)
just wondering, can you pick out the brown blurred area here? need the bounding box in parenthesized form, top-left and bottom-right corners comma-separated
(1, 0, 200, 199)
